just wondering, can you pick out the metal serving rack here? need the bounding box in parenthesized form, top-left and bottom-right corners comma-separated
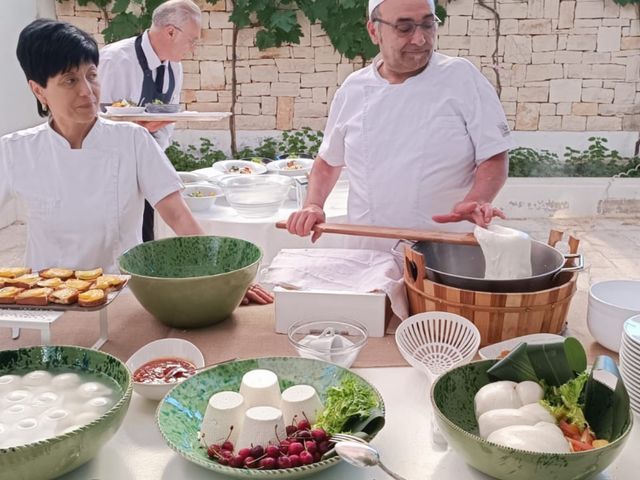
(0, 308, 110, 349)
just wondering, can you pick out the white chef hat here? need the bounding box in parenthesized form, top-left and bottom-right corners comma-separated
(368, 0, 434, 17)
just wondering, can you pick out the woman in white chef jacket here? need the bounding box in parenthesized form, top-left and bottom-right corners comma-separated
(0, 19, 202, 275)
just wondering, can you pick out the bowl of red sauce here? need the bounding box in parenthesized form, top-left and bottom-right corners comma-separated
(125, 338, 205, 401)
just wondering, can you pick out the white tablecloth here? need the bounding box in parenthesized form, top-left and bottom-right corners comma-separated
(57, 366, 640, 479)
(156, 180, 349, 265)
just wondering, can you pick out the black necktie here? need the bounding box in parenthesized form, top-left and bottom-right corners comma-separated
(155, 64, 165, 93)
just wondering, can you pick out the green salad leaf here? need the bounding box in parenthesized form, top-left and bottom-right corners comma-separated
(541, 371, 589, 430)
(314, 376, 379, 435)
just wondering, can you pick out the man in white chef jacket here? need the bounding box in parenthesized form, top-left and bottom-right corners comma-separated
(98, 0, 202, 241)
(286, 0, 513, 251)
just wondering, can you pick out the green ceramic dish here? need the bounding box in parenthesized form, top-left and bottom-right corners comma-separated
(156, 356, 385, 479)
(119, 236, 262, 328)
(431, 359, 633, 480)
(0, 346, 132, 480)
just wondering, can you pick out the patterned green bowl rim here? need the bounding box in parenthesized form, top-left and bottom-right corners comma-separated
(155, 356, 386, 477)
(118, 235, 263, 280)
(0, 345, 133, 454)
(430, 359, 634, 457)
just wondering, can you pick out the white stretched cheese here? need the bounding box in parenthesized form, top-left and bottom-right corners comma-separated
(487, 422, 571, 453)
(474, 381, 520, 418)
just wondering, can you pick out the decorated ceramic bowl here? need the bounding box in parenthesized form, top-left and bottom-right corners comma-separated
(0, 346, 132, 480)
(156, 356, 385, 479)
(431, 359, 633, 480)
(118, 236, 262, 328)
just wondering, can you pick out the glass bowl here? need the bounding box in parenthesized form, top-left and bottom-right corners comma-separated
(219, 175, 292, 218)
(287, 320, 368, 368)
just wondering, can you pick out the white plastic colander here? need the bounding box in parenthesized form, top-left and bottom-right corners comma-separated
(395, 312, 481, 445)
(395, 312, 481, 379)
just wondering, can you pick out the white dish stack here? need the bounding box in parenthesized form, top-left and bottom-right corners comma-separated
(619, 314, 640, 415)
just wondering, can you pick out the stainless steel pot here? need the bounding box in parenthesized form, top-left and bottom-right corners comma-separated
(274, 221, 583, 293)
(405, 239, 583, 293)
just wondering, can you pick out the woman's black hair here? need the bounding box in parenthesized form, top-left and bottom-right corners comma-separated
(16, 19, 99, 117)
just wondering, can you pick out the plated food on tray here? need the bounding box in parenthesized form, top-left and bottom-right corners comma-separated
(0, 266, 128, 309)
(104, 99, 145, 115)
(211, 160, 267, 176)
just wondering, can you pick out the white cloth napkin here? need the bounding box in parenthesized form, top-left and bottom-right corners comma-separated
(261, 248, 409, 319)
(474, 225, 532, 280)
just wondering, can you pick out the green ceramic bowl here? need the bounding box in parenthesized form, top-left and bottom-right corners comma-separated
(431, 359, 633, 480)
(156, 357, 385, 479)
(118, 236, 262, 328)
(0, 346, 132, 480)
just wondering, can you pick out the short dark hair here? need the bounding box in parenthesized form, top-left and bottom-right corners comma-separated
(16, 19, 99, 117)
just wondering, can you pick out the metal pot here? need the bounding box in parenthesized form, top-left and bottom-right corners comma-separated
(274, 221, 583, 293)
(405, 239, 583, 293)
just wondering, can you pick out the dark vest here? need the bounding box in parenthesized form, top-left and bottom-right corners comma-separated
(134, 34, 175, 106)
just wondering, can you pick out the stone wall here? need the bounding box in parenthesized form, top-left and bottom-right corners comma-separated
(56, 0, 639, 133)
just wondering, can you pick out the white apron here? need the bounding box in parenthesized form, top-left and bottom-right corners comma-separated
(24, 143, 121, 273)
(344, 67, 477, 252)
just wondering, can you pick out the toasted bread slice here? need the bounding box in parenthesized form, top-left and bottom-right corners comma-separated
(49, 287, 79, 305)
(5, 274, 41, 289)
(40, 268, 74, 280)
(37, 277, 64, 288)
(78, 289, 106, 307)
(90, 275, 126, 291)
(63, 279, 92, 292)
(0, 286, 25, 304)
(0, 279, 4, 288)
(15, 287, 53, 306)
(0, 267, 32, 279)
(75, 268, 103, 281)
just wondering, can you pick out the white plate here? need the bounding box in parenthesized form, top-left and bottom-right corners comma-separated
(266, 158, 314, 176)
(211, 160, 267, 176)
(191, 167, 227, 183)
(104, 106, 145, 115)
(478, 333, 565, 359)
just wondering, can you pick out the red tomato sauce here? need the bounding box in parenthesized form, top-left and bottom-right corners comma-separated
(133, 357, 196, 384)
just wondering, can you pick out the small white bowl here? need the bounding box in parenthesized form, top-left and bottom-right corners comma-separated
(125, 339, 205, 401)
(588, 280, 640, 352)
(182, 185, 223, 212)
(104, 106, 145, 115)
(478, 333, 565, 360)
(266, 158, 314, 177)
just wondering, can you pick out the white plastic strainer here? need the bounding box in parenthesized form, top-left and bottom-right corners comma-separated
(395, 312, 481, 378)
(395, 312, 481, 445)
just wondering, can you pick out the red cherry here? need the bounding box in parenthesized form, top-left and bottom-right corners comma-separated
(297, 419, 311, 431)
(277, 456, 292, 469)
(288, 441, 304, 456)
(266, 444, 280, 458)
(299, 451, 314, 465)
(305, 441, 317, 454)
(244, 456, 257, 468)
(259, 457, 277, 470)
(237, 447, 251, 459)
(221, 441, 234, 451)
(288, 454, 302, 467)
(311, 428, 328, 442)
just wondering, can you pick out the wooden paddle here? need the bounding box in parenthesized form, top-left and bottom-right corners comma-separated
(275, 221, 478, 245)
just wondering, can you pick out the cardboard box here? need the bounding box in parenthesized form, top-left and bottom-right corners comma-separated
(274, 287, 391, 337)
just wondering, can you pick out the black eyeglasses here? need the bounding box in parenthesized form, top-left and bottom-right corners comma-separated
(372, 16, 440, 37)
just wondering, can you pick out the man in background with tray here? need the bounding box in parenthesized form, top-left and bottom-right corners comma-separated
(98, 0, 202, 242)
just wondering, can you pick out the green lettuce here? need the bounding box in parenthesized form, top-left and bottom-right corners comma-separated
(541, 371, 589, 429)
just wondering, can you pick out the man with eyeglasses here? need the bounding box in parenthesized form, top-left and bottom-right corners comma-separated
(286, 0, 513, 251)
(98, 0, 202, 242)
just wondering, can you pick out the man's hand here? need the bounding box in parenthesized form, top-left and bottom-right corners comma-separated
(286, 204, 326, 242)
(135, 120, 175, 133)
(241, 283, 274, 305)
(432, 201, 506, 228)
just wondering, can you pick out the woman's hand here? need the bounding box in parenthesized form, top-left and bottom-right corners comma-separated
(241, 283, 274, 305)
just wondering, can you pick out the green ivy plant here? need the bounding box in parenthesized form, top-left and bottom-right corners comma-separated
(509, 137, 640, 178)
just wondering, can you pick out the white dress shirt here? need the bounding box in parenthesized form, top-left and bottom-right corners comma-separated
(98, 31, 183, 150)
(319, 52, 514, 251)
(0, 118, 182, 273)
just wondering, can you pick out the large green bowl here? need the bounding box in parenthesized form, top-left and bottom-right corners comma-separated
(118, 236, 262, 328)
(0, 346, 132, 480)
(156, 356, 385, 479)
(431, 359, 633, 480)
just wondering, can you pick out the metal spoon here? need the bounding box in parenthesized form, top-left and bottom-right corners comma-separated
(335, 441, 408, 480)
